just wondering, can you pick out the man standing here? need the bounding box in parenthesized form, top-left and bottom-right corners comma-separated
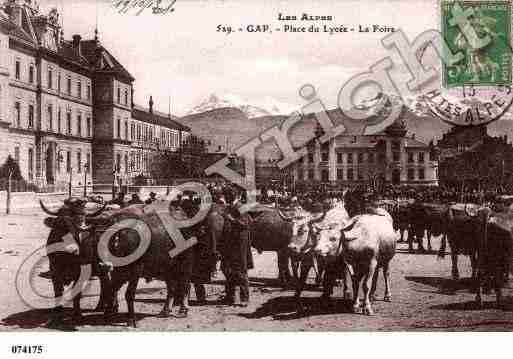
(221, 187, 254, 307)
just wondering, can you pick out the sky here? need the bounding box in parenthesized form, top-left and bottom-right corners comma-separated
(36, 0, 441, 115)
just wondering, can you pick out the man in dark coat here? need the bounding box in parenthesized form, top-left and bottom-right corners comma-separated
(221, 187, 254, 306)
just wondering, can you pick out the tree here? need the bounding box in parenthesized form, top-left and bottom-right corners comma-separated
(0, 155, 23, 180)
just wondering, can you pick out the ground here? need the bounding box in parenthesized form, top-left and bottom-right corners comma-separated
(1, 210, 513, 331)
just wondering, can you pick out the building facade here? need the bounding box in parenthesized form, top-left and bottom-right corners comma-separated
(291, 120, 439, 186)
(0, 1, 189, 190)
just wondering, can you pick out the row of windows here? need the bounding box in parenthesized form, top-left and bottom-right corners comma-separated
(115, 151, 152, 173)
(120, 119, 180, 146)
(13, 101, 92, 137)
(300, 151, 431, 164)
(298, 168, 427, 181)
(15, 147, 90, 181)
(14, 60, 91, 100)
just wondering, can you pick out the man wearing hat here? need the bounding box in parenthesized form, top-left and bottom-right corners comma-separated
(221, 186, 254, 306)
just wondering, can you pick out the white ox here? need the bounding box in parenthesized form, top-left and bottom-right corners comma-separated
(314, 207, 397, 315)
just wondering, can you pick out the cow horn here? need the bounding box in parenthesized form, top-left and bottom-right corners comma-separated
(86, 202, 108, 217)
(39, 200, 60, 216)
(277, 209, 293, 221)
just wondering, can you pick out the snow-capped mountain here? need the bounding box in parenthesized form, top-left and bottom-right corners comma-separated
(187, 93, 298, 118)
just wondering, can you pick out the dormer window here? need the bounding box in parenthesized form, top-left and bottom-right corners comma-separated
(124, 89, 128, 105)
(77, 80, 82, 99)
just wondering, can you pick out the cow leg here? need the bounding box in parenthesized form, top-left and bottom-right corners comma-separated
(125, 277, 140, 328)
(470, 253, 478, 280)
(343, 264, 352, 300)
(71, 288, 83, 322)
(194, 283, 207, 304)
(277, 250, 292, 287)
(47, 278, 65, 327)
(451, 251, 460, 280)
(363, 259, 378, 315)
(438, 234, 447, 258)
(408, 227, 415, 253)
(295, 260, 311, 300)
(351, 272, 362, 313)
(159, 279, 175, 317)
(95, 273, 110, 312)
(427, 230, 433, 252)
(383, 262, 392, 302)
(417, 230, 426, 253)
(370, 268, 379, 302)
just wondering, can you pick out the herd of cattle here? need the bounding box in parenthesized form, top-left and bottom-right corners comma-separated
(37, 189, 513, 328)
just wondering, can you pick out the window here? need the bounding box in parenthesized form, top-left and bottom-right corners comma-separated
(86, 117, 91, 137)
(117, 87, 121, 104)
(14, 102, 20, 127)
(337, 153, 343, 163)
(48, 68, 53, 89)
(58, 73, 61, 92)
(28, 104, 34, 128)
(77, 151, 82, 173)
(418, 168, 425, 180)
(66, 112, 71, 134)
(124, 121, 128, 140)
(393, 151, 400, 162)
(15, 60, 20, 80)
(298, 157, 303, 164)
(137, 124, 141, 140)
(392, 141, 400, 151)
(357, 153, 364, 163)
(368, 153, 374, 163)
(321, 152, 329, 162)
(28, 148, 34, 180)
(124, 89, 128, 105)
(429, 150, 435, 161)
(418, 152, 425, 163)
(307, 153, 314, 163)
(116, 153, 121, 172)
(321, 169, 329, 182)
(66, 151, 71, 173)
(347, 168, 354, 181)
(297, 169, 304, 180)
(58, 108, 62, 133)
(87, 153, 91, 173)
(86, 84, 91, 100)
(408, 152, 414, 163)
(14, 146, 19, 164)
(67, 77, 71, 95)
(358, 171, 363, 180)
(77, 80, 82, 98)
(308, 169, 314, 180)
(77, 114, 82, 136)
(124, 153, 128, 173)
(337, 168, 344, 180)
(116, 118, 121, 138)
(407, 168, 415, 180)
(47, 105, 53, 131)
(347, 153, 353, 164)
(29, 65, 34, 84)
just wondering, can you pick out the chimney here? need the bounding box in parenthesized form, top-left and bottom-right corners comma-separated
(72, 34, 82, 57)
(149, 96, 154, 114)
(6, 3, 23, 27)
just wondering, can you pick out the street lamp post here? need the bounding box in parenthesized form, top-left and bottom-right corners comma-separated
(83, 161, 89, 198)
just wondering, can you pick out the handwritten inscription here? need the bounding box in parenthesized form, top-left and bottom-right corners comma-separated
(112, 0, 177, 16)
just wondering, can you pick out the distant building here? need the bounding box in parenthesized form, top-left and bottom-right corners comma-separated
(438, 125, 513, 189)
(291, 119, 438, 186)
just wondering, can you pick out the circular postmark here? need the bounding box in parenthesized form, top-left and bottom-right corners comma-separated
(422, 85, 513, 126)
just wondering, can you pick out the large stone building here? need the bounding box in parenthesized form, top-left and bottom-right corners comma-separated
(438, 125, 513, 190)
(0, 0, 189, 190)
(291, 119, 439, 186)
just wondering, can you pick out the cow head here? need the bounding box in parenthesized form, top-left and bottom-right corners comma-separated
(40, 197, 108, 253)
(278, 208, 327, 257)
(313, 224, 343, 258)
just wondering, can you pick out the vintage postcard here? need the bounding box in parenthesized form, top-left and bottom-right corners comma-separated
(0, 0, 513, 356)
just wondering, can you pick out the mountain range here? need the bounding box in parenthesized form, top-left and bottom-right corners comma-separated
(179, 92, 513, 162)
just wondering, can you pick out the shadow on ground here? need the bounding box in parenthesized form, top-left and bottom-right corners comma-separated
(405, 276, 476, 295)
(240, 295, 353, 321)
(430, 295, 513, 311)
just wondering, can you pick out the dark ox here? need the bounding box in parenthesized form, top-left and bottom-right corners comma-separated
(40, 197, 108, 326)
(408, 202, 448, 253)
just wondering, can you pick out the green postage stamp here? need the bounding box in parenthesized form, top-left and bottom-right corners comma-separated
(442, 0, 512, 87)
